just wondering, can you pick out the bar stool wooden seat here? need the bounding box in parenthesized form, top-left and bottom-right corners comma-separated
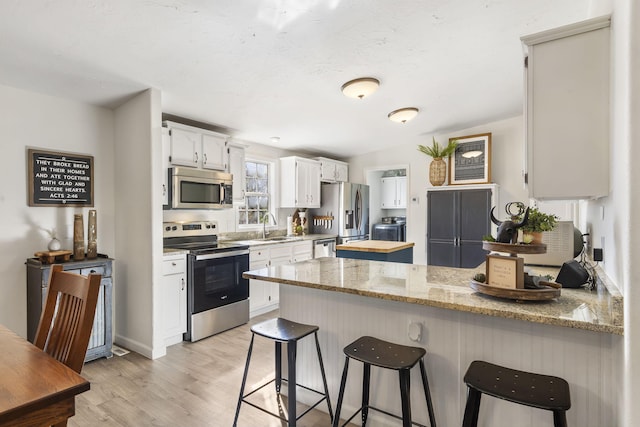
(233, 317, 333, 427)
(333, 336, 437, 427)
(462, 360, 571, 427)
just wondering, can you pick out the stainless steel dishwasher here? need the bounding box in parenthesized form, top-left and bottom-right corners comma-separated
(313, 238, 336, 258)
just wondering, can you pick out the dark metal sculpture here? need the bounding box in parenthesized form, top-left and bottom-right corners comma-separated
(490, 206, 530, 244)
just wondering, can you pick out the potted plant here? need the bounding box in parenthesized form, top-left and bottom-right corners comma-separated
(517, 207, 559, 244)
(417, 137, 457, 186)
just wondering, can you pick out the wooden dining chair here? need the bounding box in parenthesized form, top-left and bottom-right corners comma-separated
(34, 264, 102, 375)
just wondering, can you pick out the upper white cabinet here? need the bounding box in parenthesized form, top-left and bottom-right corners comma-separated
(521, 15, 610, 200)
(164, 121, 228, 171)
(279, 156, 321, 208)
(227, 142, 246, 202)
(314, 157, 349, 183)
(381, 176, 407, 208)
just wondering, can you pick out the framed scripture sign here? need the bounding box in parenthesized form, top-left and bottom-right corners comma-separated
(486, 254, 524, 289)
(27, 148, 94, 207)
(449, 133, 491, 185)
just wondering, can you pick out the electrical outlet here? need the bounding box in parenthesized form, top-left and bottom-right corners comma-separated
(408, 321, 422, 342)
(593, 248, 603, 262)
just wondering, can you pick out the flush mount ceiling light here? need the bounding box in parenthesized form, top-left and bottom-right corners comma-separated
(387, 107, 419, 123)
(270, 136, 280, 143)
(341, 77, 380, 99)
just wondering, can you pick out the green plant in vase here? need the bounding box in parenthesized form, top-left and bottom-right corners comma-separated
(516, 207, 559, 244)
(418, 137, 457, 186)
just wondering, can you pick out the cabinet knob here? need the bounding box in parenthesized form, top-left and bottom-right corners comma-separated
(172, 262, 176, 266)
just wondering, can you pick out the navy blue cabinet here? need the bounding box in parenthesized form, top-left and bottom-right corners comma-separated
(427, 189, 491, 268)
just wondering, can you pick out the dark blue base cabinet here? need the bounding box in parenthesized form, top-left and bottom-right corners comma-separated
(26, 256, 114, 362)
(337, 247, 413, 264)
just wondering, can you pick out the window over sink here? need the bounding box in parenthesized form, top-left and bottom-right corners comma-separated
(238, 159, 274, 226)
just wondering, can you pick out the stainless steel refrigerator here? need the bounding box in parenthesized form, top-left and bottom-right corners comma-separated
(309, 182, 369, 243)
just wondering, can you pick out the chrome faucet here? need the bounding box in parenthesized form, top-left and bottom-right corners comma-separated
(262, 212, 278, 239)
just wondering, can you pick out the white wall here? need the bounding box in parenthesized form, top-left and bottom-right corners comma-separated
(582, 1, 639, 425)
(0, 84, 115, 337)
(113, 88, 163, 358)
(348, 115, 528, 265)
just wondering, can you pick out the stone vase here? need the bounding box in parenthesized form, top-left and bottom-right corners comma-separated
(429, 157, 447, 186)
(73, 214, 85, 260)
(87, 210, 97, 259)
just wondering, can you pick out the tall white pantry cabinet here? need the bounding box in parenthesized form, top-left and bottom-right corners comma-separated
(521, 15, 610, 200)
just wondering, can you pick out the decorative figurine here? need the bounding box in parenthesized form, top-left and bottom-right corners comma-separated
(490, 204, 530, 244)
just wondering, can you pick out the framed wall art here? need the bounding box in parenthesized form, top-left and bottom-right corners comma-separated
(27, 148, 94, 207)
(449, 133, 491, 185)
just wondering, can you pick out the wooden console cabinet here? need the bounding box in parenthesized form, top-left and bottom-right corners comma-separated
(26, 256, 114, 362)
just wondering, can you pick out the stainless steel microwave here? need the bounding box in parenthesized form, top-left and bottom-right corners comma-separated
(167, 167, 233, 209)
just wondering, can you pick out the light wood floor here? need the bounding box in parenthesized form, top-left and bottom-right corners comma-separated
(70, 311, 352, 426)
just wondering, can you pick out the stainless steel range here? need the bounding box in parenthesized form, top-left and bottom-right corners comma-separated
(163, 221, 250, 342)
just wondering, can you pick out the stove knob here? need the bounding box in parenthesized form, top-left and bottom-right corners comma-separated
(172, 226, 177, 231)
(165, 226, 171, 232)
(206, 224, 211, 229)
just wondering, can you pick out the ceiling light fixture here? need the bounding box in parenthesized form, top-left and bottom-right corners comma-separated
(387, 107, 419, 123)
(270, 136, 280, 143)
(341, 77, 380, 99)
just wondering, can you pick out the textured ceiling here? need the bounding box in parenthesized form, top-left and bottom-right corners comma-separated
(0, 0, 593, 157)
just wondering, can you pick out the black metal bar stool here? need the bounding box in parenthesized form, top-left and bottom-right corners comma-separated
(462, 360, 571, 427)
(333, 336, 437, 427)
(233, 317, 333, 427)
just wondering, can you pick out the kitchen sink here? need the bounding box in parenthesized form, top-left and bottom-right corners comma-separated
(232, 236, 303, 245)
(264, 236, 301, 241)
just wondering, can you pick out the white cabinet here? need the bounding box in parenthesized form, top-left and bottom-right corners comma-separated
(161, 128, 170, 206)
(521, 15, 610, 200)
(249, 245, 282, 317)
(314, 157, 349, 183)
(248, 240, 313, 317)
(279, 157, 321, 208)
(227, 143, 246, 202)
(381, 176, 407, 208)
(290, 240, 313, 263)
(165, 121, 228, 171)
(162, 253, 187, 346)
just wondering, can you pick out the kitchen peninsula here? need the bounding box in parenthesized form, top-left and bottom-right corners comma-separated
(243, 258, 622, 427)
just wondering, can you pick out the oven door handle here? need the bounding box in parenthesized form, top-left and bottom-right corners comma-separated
(194, 249, 250, 261)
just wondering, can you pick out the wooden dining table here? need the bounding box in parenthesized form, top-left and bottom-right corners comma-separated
(0, 324, 90, 426)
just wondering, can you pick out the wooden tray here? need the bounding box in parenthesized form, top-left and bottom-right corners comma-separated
(34, 250, 72, 264)
(482, 241, 547, 255)
(470, 279, 561, 301)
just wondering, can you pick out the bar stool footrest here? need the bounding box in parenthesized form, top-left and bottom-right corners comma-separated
(239, 378, 331, 423)
(339, 405, 429, 427)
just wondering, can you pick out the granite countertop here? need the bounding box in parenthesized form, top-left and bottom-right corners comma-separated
(243, 257, 623, 335)
(221, 233, 338, 247)
(162, 248, 189, 255)
(336, 240, 415, 253)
